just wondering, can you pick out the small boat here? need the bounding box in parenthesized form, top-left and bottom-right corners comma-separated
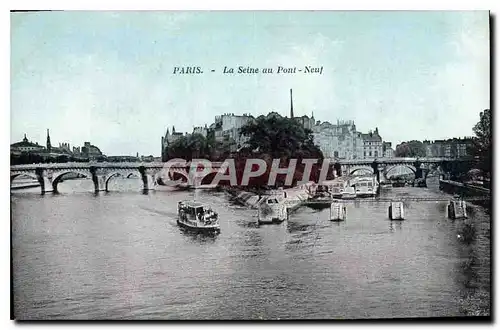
(354, 176, 378, 197)
(177, 200, 220, 233)
(308, 185, 333, 208)
(330, 178, 348, 198)
(341, 186, 357, 199)
(258, 195, 288, 224)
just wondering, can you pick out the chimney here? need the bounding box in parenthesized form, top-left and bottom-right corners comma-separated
(290, 89, 294, 118)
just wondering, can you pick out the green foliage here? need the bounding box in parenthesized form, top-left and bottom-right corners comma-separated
(239, 114, 324, 160)
(395, 140, 426, 158)
(470, 109, 491, 174)
(166, 133, 211, 161)
(10, 152, 89, 165)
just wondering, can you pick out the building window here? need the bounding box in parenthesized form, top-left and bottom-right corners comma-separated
(364, 151, 366, 157)
(375, 151, 378, 157)
(369, 151, 372, 157)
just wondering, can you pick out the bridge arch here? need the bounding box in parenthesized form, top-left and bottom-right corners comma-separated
(10, 172, 39, 184)
(105, 170, 142, 191)
(51, 170, 92, 192)
(384, 164, 417, 178)
(349, 167, 374, 176)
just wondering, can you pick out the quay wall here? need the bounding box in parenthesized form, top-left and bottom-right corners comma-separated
(439, 179, 490, 207)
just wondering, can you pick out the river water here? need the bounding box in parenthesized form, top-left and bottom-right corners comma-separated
(11, 178, 491, 319)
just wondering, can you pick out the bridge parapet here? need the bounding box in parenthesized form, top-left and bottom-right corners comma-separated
(10, 161, 225, 194)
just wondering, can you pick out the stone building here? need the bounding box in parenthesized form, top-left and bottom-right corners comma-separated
(81, 142, 103, 159)
(213, 113, 255, 151)
(361, 128, 383, 159)
(161, 126, 185, 161)
(309, 119, 364, 160)
(423, 138, 474, 158)
(193, 125, 209, 138)
(10, 134, 45, 153)
(383, 142, 394, 158)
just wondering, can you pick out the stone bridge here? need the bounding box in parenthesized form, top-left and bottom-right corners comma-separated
(10, 161, 225, 194)
(334, 157, 473, 182)
(11, 158, 473, 194)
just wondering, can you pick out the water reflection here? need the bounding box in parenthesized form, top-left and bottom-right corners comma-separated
(389, 221, 403, 232)
(179, 228, 220, 242)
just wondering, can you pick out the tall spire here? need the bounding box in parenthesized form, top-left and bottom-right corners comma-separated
(290, 89, 294, 118)
(23, 133, 28, 142)
(46, 129, 52, 151)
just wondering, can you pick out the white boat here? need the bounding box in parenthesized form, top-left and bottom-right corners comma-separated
(308, 184, 332, 208)
(258, 195, 288, 224)
(354, 176, 378, 197)
(341, 186, 357, 199)
(177, 200, 220, 233)
(330, 178, 348, 198)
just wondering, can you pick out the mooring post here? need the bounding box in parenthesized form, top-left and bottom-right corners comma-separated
(448, 199, 467, 219)
(330, 202, 346, 221)
(389, 202, 405, 220)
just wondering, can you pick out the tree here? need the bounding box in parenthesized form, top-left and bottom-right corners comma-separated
(166, 133, 210, 161)
(234, 114, 324, 188)
(470, 109, 491, 175)
(239, 114, 323, 160)
(395, 140, 426, 157)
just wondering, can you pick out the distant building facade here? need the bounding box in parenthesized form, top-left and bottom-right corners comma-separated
(213, 113, 254, 148)
(423, 138, 474, 158)
(361, 128, 383, 159)
(193, 125, 209, 138)
(11, 129, 104, 163)
(383, 142, 394, 158)
(161, 126, 185, 161)
(295, 114, 316, 131)
(159, 90, 398, 162)
(307, 118, 385, 160)
(10, 134, 45, 153)
(81, 142, 103, 159)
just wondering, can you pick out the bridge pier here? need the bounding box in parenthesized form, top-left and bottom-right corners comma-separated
(90, 166, 107, 192)
(35, 168, 53, 194)
(139, 166, 158, 191)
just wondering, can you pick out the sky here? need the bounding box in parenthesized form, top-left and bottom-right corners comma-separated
(11, 11, 490, 156)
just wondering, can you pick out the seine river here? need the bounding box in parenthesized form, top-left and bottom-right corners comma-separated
(11, 178, 490, 319)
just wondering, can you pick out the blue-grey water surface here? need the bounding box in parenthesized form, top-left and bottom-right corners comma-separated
(11, 178, 490, 319)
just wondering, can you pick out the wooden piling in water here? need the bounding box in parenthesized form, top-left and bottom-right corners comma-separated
(389, 202, 404, 220)
(448, 200, 467, 219)
(330, 202, 346, 221)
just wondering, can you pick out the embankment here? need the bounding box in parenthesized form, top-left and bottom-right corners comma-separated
(224, 186, 311, 210)
(439, 179, 491, 208)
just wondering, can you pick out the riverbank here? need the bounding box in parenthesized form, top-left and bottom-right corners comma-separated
(11, 183, 41, 190)
(439, 179, 491, 208)
(224, 186, 311, 211)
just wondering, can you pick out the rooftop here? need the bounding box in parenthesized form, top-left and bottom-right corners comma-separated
(361, 133, 382, 142)
(11, 140, 43, 148)
(179, 200, 206, 209)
